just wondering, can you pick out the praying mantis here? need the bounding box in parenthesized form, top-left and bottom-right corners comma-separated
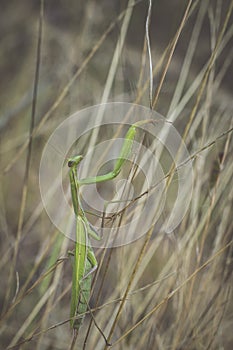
(68, 120, 153, 331)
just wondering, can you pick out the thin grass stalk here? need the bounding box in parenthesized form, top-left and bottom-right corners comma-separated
(4, 0, 44, 312)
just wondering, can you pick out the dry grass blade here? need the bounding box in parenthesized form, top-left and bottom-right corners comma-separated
(1, 1, 233, 349)
(112, 240, 233, 347)
(3, 0, 44, 314)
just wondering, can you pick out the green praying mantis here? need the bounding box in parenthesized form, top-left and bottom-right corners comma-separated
(68, 119, 153, 331)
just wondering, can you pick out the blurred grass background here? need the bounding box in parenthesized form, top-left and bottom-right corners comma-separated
(0, 0, 233, 349)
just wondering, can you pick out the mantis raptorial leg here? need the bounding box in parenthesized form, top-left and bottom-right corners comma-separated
(68, 120, 154, 335)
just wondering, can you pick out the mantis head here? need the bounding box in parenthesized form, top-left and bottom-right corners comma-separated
(68, 155, 84, 168)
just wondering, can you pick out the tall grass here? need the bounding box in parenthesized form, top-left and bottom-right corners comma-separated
(0, 1, 232, 349)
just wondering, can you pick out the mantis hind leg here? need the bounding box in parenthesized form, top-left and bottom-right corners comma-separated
(79, 250, 111, 346)
(84, 248, 98, 278)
